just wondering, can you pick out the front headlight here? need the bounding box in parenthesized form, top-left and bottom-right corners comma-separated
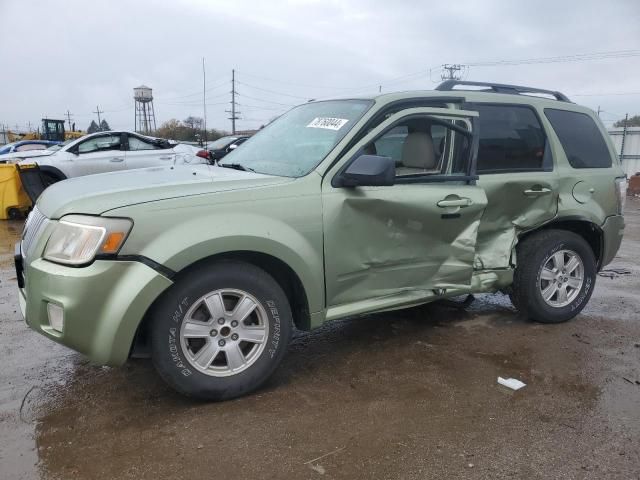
(43, 215, 133, 265)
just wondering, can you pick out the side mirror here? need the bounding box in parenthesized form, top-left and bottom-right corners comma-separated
(229, 143, 238, 151)
(335, 154, 395, 188)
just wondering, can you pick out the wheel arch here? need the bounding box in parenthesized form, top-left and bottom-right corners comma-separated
(39, 165, 67, 180)
(519, 216, 604, 269)
(130, 250, 312, 358)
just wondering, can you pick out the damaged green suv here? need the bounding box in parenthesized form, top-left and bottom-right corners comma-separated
(17, 81, 625, 400)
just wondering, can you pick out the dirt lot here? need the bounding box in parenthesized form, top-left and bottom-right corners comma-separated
(1, 202, 639, 480)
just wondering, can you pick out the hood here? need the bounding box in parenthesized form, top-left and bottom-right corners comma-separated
(37, 164, 291, 219)
(1, 149, 56, 162)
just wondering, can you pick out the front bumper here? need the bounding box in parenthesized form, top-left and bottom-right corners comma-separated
(18, 254, 173, 366)
(600, 214, 625, 268)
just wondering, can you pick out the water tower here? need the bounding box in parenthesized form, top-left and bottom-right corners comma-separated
(134, 85, 157, 134)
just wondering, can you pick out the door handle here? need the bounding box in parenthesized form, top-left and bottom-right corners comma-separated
(437, 197, 472, 208)
(110, 157, 124, 162)
(159, 156, 173, 160)
(523, 187, 552, 197)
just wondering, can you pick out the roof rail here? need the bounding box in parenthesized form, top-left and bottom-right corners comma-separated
(435, 80, 571, 102)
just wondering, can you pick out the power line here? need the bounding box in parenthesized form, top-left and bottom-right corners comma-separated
(235, 80, 311, 100)
(236, 92, 296, 107)
(160, 80, 229, 102)
(572, 91, 640, 97)
(238, 103, 288, 111)
(234, 49, 640, 98)
(235, 68, 436, 92)
(465, 49, 640, 67)
(156, 91, 228, 106)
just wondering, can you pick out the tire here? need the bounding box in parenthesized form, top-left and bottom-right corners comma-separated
(7, 207, 22, 220)
(150, 260, 292, 400)
(510, 229, 596, 324)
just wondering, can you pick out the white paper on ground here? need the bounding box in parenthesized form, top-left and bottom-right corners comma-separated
(497, 377, 526, 391)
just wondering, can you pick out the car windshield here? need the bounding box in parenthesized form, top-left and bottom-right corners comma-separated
(0, 142, 17, 154)
(219, 100, 372, 177)
(49, 139, 73, 151)
(208, 136, 238, 150)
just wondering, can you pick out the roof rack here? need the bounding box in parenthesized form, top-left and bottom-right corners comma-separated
(435, 80, 571, 102)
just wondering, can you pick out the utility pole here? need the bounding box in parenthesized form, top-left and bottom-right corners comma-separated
(620, 113, 629, 162)
(202, 57, 208, 146)
(27, 121, 32, 132)
(441, 64, 464, 81)
(226, 69, 240, 135)
(93, 105, 104, 130)
(65, 110, 73, 131)
(597, 106, 601, 118)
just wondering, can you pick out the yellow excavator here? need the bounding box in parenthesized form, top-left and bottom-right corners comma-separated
(10, 118, 84, 142)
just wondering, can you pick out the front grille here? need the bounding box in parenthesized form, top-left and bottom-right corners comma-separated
(21, 207, 48, 260)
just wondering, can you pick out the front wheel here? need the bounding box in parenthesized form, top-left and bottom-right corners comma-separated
(150, 260, 292, 400)
(510, 230, 596, 323)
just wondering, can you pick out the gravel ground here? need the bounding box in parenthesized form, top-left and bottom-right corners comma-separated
(1, 200, 639, 479)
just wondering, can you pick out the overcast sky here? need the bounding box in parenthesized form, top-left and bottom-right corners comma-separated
(1, 0, 639, 134)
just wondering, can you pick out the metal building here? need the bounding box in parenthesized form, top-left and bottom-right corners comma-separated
(609, 127, 640, 177)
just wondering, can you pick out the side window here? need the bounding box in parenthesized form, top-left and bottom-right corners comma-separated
(128, 135, 161, 151)
(77, 135, 122, 154)
(473, 104, 549, 173)
(544, 109, 611, 168)
(16, 144, 47, 152)
(363, 117, 471, 177)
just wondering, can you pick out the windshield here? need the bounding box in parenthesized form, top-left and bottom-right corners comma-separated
(208, 136, 238, 150)
(49, 139, 74, 151)
(219, 100, 372, 177)
(0, 142, 17, 154)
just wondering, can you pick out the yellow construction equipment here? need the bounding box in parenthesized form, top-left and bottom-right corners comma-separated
(8, 119, 85, 142)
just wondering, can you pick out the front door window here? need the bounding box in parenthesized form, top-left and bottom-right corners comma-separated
(77, 135, 122, 154)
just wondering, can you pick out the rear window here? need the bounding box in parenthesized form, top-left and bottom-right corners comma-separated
(544, 109, 611, 168)
(471, 104, 549, 173)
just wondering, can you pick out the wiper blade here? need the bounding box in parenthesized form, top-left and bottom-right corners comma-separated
(219, 163, 255, 172)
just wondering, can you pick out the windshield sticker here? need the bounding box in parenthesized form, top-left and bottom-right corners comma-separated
(306, 117, 349, 130)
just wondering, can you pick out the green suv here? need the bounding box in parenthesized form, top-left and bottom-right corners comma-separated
(16, 81, 626, 400)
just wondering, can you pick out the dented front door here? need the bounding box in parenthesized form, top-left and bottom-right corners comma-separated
(322, 108, 488, 309)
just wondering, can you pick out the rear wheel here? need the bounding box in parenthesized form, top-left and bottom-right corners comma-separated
(150, 260, 292, 400)
(510, 230, 596, 323)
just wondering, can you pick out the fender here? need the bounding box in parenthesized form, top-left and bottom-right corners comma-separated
(39, 165, 67, 180)
(111, 193, 326, 315)
(518, 215, 604, 268)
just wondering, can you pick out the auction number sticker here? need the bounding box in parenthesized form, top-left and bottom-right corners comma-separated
(306, 117, 349, 130)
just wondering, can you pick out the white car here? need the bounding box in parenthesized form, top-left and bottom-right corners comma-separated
(12, 131, 208, 182)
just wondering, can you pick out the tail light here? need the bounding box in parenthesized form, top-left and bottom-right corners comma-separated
(615, 177, 627, 215)
(196, 150, 210, 160)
